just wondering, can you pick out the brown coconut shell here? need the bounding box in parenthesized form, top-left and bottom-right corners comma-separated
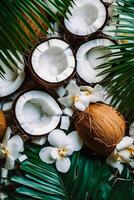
(0, 111, 7, 142)
(28, 38, 76, 90)
(63, 1, 108, 42)
(75, 103, 126, 155)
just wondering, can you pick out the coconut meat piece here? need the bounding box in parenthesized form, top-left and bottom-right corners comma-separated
(64, 0, 106, 36)
(15, 91, 62, 136)
(76, 38, 115, 83)
(0, 51, 25, 97)
(31, 39, 75, 83)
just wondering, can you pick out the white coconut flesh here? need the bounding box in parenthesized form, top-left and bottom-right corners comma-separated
(64, 0, 107, 36)
(15, 91, 62, 136)
(76, 39, 115, 83)
(31, 39, 75, 83)
(0, 51, 25, 97)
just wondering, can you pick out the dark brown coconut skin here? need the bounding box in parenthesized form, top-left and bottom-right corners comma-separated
(28, 37, 76, 90)
(75, 103, 126, 156)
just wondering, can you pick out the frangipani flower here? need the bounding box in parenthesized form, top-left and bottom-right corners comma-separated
(39, 129, 83, 173)
(0, 127, 24, 170)
(58, 80, 104, 111)
(107, 136, 134, 174)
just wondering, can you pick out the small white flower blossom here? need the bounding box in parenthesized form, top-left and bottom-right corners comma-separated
(106, 136, 134, 174)
(0, 127, 24, 170)
(58, 80, 104, 111)
(39, 129, 83, 173)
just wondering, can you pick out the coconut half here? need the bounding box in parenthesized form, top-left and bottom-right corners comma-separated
(29, 38, 76, 89)
(13, 90, 62, 136)
(64, 0, 107, 37)
(0, 51, 25, 98)
(76, 38, 115, 84)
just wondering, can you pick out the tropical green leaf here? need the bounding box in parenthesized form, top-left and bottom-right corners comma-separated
(6, 144, 134, 200)
(0, 0, 72, 75)
(97, 0, 134, 121)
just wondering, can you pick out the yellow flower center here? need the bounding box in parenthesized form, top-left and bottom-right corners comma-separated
(58, 148, 68, 157)
(84, 90, 93, 96)
(126, 147, 134, 156)
(113, 153, 122, 161)
(72, 96, 79, 102)
(1, 147, 10, 157)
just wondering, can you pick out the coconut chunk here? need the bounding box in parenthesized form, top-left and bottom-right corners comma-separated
(0, 51, 25, 98)
(60, 116, 70, 130)
(76, 38, 115, 83)
(64, 0, 107, 36)
(31, 136, 46, 145)
(30, 38, 75, 85)
(2, 101, 13, 112)
(18, 155, 28, 163)
(14, 90, 62, 136)
(56, 86, 66, 97)
(63, 108, 73, 117)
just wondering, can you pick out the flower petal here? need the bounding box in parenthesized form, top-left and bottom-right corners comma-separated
(118, 149, 132, 163)
(65, 145, 74, 156)
(58, 95, 73, 107)
(1, 168, 8, 178)
(66, 80, 81, 96)
(48, 129, 68, 148)
(5, 155, 15, 170)
(74, 101, 86, 111)
(7, 135, 24, 157)
(51, 148, 59, 160)
(106, 155, 124, 174)
(129, 160, 134, 168)
(116, 136, 133, 151)
(2, 127, 11, 147)
(79, 95, 90, 108)
(56, 157, 71, 173)
(67, 131, 83, 151)
(39, 147, 55, 164)
(129, 122, 134, 138)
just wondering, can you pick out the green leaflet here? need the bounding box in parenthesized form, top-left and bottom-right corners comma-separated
(96, 0, 134, 121)
(8, 144, 134, 200)
(0, 0, 72, 74)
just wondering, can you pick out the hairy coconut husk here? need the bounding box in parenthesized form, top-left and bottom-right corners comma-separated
(0, 111, 7, 142)
(75, 103, 126, 155)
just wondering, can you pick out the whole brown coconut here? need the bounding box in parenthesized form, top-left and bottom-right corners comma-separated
(0, 111, 7, 142)
(75, 103, 126, 155)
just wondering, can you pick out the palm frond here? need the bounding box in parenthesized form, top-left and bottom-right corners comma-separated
(5, 144, 134, 200)
(97, 0, 134, 121)
(0, 0, 73, 76)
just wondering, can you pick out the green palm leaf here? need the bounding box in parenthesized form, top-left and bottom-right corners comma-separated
(0, 0, 73, 76)
(97, 0, 134, 121)
(5, 144, 134, 200)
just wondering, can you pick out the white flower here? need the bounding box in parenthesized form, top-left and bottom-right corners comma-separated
(58, 80, 104, 111)
(39, 129, 83, 173)
(106, 136, 134, 174)
(0, 127, 24, 170)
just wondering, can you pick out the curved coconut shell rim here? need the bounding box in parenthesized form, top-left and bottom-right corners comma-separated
(63, 1, 108, 39)
(12, 88, 63, 138)
(28, 37, 77, 88)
